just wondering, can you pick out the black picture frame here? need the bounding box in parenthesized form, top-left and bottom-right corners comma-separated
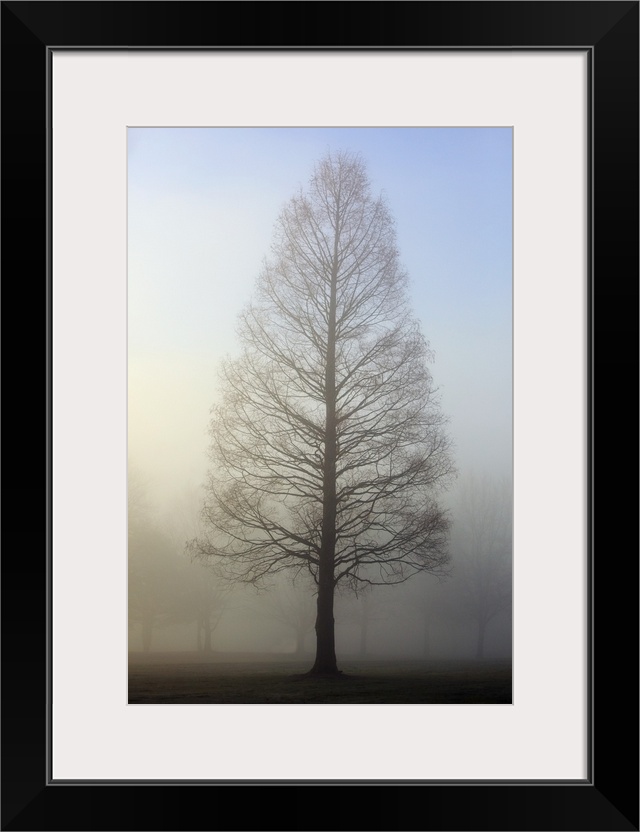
(2, 2, 638, 830)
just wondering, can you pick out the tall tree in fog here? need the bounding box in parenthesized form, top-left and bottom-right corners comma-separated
(191, 152, 454, 675)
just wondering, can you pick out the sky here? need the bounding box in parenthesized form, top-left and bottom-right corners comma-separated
(128, 127, 512, 513)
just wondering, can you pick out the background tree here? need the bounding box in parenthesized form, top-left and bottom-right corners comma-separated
(248, 574, 316, 655)
(190, 151, 454, 675)
(452, 475, 512, 659)
(404, 572, 452, 659)
(162, 488, 232, 652)
(335, 583, 389, 658)
(128, 506, 179, 652)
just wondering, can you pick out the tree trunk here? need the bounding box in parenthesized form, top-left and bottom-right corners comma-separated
(311, 571, 337, 673)
(309, 234, 340, 676)
(142, 616, 153, 652)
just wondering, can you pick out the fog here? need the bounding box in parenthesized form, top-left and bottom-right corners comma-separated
(129, 471, 512, 661)
(128, 128, 512, 670)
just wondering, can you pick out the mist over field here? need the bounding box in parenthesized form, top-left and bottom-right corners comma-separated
(128, 128, 512, 702)
(129, 475, 512, 662)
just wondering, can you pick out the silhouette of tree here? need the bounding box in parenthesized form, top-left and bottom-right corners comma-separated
(190, 151, 454, 675)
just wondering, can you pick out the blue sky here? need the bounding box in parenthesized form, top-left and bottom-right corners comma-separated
(128, 127, 512, 509)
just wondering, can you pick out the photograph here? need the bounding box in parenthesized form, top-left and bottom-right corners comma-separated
(127, 127, 513, 704)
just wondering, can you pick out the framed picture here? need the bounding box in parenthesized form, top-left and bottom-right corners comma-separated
(3, 2, 637, 830)
(125, 123, 514, 701)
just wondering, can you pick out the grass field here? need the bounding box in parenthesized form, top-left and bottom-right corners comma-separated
(128, 653, 512, 704)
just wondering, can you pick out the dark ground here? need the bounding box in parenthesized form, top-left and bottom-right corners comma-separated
(128, 653, 512, 704)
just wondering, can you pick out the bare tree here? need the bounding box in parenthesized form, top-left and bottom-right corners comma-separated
(190, 151, 454, 675)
